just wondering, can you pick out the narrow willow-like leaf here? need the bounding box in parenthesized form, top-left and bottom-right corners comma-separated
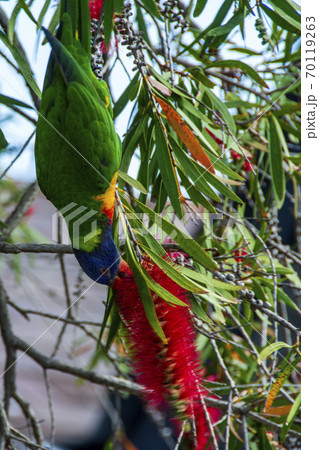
(141, 267, 188, 307)
(135, 199, 218, 271)
(172, 139, 221, 202)
(268, 115, 285, 207)
(266, 0, 301, 31)
(207, 60, 268, 88)
(0, 129, 8, 151)
(0, 94, 32, 110)
(120, 211, 166, 343)
(177, 167, 217, 213)
(193, 0, 208, 17)
(0, 31, 41, 99)
(37, 0, 51, 30)
(280, 393, 301, 443)
(141, 245, 207, 294)
(258, 341, 293, 364)
(154, 117, 183, 217)
(179, 266, 242, 291)
(255, 277, 299, 312)
(113, 73, 140, 119)
(104, 0, 115, 49)
(8, 2, 22, 44)
(139, 0, 161, 19)
(202, 87, 236, 135)
(260, 4, 300, 34)
(118, 170, 148, 194)
(18, 0, 38, 26)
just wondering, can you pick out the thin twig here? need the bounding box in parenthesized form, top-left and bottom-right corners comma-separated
(43, 369, 55, 449)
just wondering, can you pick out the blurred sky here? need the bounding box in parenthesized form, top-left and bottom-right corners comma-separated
(0, 0, 300, 182)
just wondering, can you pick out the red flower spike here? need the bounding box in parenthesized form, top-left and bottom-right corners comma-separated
(230, 149, 241, 161)
(89, 0, 103, 20)
(234, 248, 248, 263)
(113, 255, 220, 448)
(243, 159, 253, 172)
(204, 128, 224, 147)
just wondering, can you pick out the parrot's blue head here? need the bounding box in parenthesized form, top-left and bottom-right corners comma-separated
(73, 229, 121, 285)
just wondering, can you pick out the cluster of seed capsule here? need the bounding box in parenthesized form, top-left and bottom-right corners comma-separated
(91, 17, 105, 79)
(160, 0, 188, 32)
(116, 3, 147, 72)
(255, 17, 271, 46)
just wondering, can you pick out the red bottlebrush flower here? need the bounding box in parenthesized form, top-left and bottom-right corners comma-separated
(230, 149, 241, 161)
(89, 0, 103, 20)
(205, 128, 223, 147)
(234, 248, 248, 263)
(243, 159, 253, 172)
(112, 255, 216, 448)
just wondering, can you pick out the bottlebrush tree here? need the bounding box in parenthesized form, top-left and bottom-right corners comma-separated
(0, 1, 300, 449)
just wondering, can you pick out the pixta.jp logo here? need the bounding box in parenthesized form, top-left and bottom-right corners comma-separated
(52, 202, 98, 248)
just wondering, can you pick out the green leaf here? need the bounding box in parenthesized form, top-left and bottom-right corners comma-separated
(0, 129, 8, 151)
(134, 199, 218, 271)
(268, 115, 285, 208)
(172, 139, 221, 202)
(141, 266, 188, 307)
(280, 393, 301, 443)
(0, 94, 32, 109)
(37, 0, 51, 30)
(190, 296, 213, 323)
(207, 60, 268, 88)
(187, 67, 216, 89)
(177, 167, 217, 213)
(18, 0, 38, 26)
(8, 2, 22, 45)
(154, 117, 183, 218)
(178, 0, 234, 56)
(260, 4, 300, 34)
(104, 307, 121, 353)
(136, 4, 151, 46)
(212, 159, 244, 182)
(266, 0, 301, 31)
(0, 31, 41, 99)
(97, 287, 115, 347)
(121, 213, 166, 343)
(118, 170, 148, 194)
(104, 0, 115, 49)
(113, 73, 140, 119)
(42, 1, 60, 41)
(140, 245, 207, 294)
(139, 0, 161, 19)
(206, 8, 247, 37)
(228, 47, 262, 56)
(258, 341, 293, 364)
(120, 114, 149, 179)
(193, 0, 208, 17)
(180, 266, 242, 291)
(202, 87, 236, 134)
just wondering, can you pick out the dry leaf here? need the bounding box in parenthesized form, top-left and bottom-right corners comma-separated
(156, 96, 215, 174)
(148, 77, 172, 96)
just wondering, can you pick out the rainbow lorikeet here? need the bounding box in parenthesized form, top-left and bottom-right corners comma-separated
(35, 0, 123, 284)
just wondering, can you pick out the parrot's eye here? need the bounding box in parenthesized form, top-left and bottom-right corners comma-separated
(100, 267, 109, 276)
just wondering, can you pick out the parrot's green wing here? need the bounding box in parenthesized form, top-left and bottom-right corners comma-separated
(35, 1, 121, 252)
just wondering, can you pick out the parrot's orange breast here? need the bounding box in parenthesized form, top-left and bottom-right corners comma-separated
(95, 171, 118, 221)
